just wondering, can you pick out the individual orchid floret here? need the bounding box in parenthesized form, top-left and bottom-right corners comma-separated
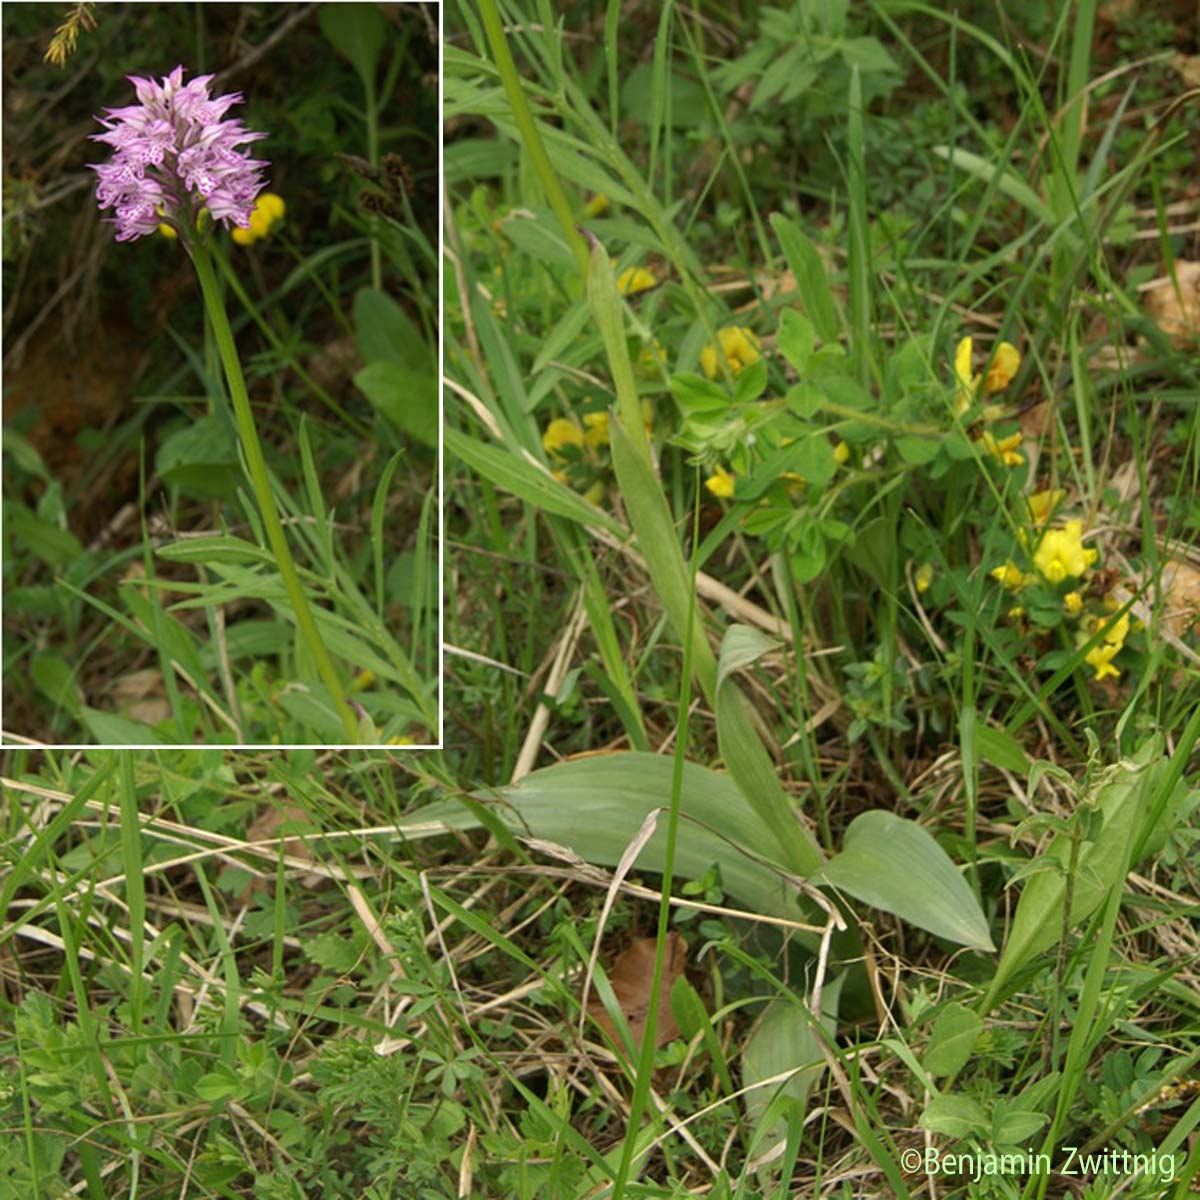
(90, 65, 268, 243)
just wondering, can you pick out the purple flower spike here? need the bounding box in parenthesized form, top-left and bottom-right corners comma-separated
(90, 65, 268, 243)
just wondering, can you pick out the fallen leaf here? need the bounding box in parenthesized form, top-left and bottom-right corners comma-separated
(305, 335, 361, 391)
(239, 803, 324, 900)
(1170, 53, 1200, 89)
(586, 932, 687, 1051)
(110, 668, 171, 725)
(247, 803, 317, 864)
(1144, 260, 1200, 347)
(1161, 559, 1200, 639)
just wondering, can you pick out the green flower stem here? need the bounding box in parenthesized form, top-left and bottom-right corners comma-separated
(478, 0, 589, 279)
(189, 238, 360, 743)
(209, 242, 370, 438)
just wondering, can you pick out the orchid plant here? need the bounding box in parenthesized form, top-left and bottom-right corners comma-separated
(90, 67, 360, 742)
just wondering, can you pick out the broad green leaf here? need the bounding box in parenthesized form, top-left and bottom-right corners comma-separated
(5, 503, 82, 569)
(922, 1002, 983, 1078)
(80, 708, 174, 746)
(742, 983, 840, 1160)
(671, 976, 734, 1093)
(353, 288, 430, 370)
(354, 362, 438, 447)
(993, 1107, 1047, 1144)
(715, 624, 779, 692)
(839, 36, 900, 76)
(194, 1067, 241, 1102)
(975, 724, 1031, 775)
(670, 372, 731, 416)
(715, 633, 825, 878)
(732, 358, 767, 405)
(790, 521, 826, 583)
(318, 2, 385, 90)
(770, 213, 839, 343)
(30, 655, 82, 718)
(984, 737, 1160, 1008)
(785, 381, 823, 419)
(3, 429, 52, 480)
(156, 415, 239, 498)
(920, 1094, 989, 1139)
(777, 309, 815, 374)
(405, 752, 813, 926)
(817, 811, 994, 950)
(895, 435, 941, 465)
(788, 429, 837, 487)
(445, 427, 624, 535)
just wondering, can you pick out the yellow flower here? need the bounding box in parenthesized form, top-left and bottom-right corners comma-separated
(542, 417, 584, 458)
(1085, 642, 1121, 680)
(701, 326, 761, 380)
(1075, 604, 1128, 681)
(1100, 611, 1130, 650)
(1033, 520, 1097, 584)
(980, 430, 1023, 467)
(990, 561, 1025, 591)
(954, 336, 976, 412)
(158, 206, 208, 238)
(984, 342, 1021, 394)
(834, 440, 851, 465)
(583, 193, 609, 217)
(1064, 591, 1083, 615)
(232, 192, 286, 246)
(914, 563, 933, 594)
(705, 465, 736, 498)
(1008, 606, 1026, 620)
(1026, 489, 1065, 525)
(954, 336, 1022, 409)
(616, 265, 657, 296)
(583, 411, 609, 449)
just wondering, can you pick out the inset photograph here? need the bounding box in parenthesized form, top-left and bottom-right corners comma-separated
(3, 2, 439, 746)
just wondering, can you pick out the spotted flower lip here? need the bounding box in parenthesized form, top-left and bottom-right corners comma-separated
(90, 65, 268, 243)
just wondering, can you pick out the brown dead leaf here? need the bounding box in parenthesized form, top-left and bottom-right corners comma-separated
(586, 932, 687, 1051)
(304, 335, 361, 391)
(1143, 260, 1200, 347)
(246, 803, 317, 863)
(109, 668, 170, 725)
(1170, 53, 1200, 89)
(239, 803, 323, 900)
(1162, 559, 1200, 639)
(1018, 398, 1054, 441)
